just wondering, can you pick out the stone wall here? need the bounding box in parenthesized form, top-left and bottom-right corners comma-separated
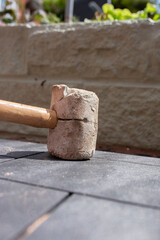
(0, 20, 160, 150)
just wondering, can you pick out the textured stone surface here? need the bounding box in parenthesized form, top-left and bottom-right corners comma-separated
(0, 20, 160, 81)
(0, 26, 28, 76)
(48, 85, 99, 159)
(50, 85, 98, 122)
(0, 156, 13, 164)
(93, 151, 160, 166)
(25, 195, 160, 240)
(86, 83, 160, 150)
(0, 79, 159, 150)
(0, 139, 160, 240)
(48, 121, 97, 159)
(0, 179, 67, 240)
(0, 21, 160, 150)
(1, 147, 160, 207)
(27, 20, 160, 83)
(0, 139, 47, 158)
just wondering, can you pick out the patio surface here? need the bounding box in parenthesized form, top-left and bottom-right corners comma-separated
(0, 139, 160, 240)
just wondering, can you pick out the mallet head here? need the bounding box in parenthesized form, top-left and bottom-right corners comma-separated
(47, 85, 99, 160)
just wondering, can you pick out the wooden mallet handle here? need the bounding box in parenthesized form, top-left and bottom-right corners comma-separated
(0, 100, 58, 129)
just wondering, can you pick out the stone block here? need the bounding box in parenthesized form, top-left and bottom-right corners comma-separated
(27, 20, 160, 83)
(0, 26, 28, 76)
(84, 83, 160, 150)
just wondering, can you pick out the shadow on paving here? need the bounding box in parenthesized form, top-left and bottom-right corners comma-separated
(0, 151, 44, 159)
(0, 155, 13, 159)
(2, 151, 90, 162)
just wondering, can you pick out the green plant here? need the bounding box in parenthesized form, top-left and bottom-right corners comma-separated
(43, 0, 65, 21)
(87, 3, 160, 22)
(112, 0, 152, 12)
(47, 12, 61, 23)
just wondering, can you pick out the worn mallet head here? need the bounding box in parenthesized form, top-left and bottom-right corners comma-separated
(48, 85, 99, 160)
(0, 85, 99, 160)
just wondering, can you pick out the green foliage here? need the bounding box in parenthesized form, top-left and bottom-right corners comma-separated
(32, 10, 49, 24)
(145, 2, 156, 13)
(153, 13, 160, 21)
(47, 12, 61, 23)
(112, 0, 150, 13)
(43, 0, 65, 21)
(89, 3, 160, 22)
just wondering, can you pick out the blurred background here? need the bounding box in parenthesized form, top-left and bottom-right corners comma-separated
(0, 0, 159, 24)
(74, 0, 151, 20)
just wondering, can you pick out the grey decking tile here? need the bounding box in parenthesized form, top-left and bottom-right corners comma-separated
(0, 179, 68, 240)
(28, 151, 160, 166)
(0, 151, 160, 208)
(25, 194, 160, 240)
(0, 156, 13, 164)
(93, 151, 160, 166)
(0, 139, 47, 158)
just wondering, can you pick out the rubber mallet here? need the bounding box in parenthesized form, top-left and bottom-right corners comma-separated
(0, 85, 99, 160)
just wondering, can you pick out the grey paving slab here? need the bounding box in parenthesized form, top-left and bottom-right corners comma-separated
(25, 195, 160, 240)
(0, 156, 13, 164)
(94, 151, 160, 166)
(0, 179, 68, 240)
(0, 151, 160, 208)
(24, 150, 160, 166)
(0, 139, 47, 158)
